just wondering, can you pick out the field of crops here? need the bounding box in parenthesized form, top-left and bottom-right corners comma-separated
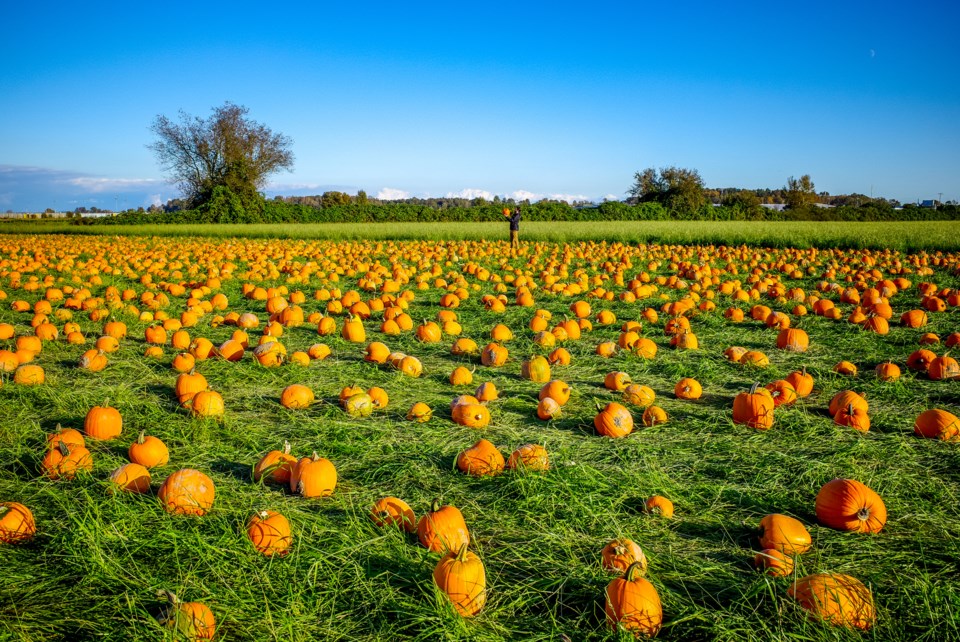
(4, 220, 960, 250)
(1, 232, 959, 641)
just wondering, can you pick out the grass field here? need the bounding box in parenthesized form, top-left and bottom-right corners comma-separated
(1, 233, 959, 641)
(2, 219, 960, 250)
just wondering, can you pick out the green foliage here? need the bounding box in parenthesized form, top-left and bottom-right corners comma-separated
(629, 166, 707, 214)
(785, 175, 818, 211)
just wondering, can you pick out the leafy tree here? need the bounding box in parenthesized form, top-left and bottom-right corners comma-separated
(628, 166, 706, 214)
(149, 102, 294, 210)
(722, 190, 764, 218)
(355, 190, 368, 206)
(320, 191, 352, 208)
(784, 174, 817, 210)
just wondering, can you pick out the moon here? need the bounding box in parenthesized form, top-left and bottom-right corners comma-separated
(869, 49, 876, 58)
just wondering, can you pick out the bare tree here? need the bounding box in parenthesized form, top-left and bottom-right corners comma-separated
(149, 102, 294, 208)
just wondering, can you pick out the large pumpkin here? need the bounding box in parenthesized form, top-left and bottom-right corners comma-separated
(456, 439, 504, 476)
(815, 478, 886, 533)
(158, 469, 216, 516)
(605, 561, 663, 638)
(418, 500, 469, 554)
(914, 408, 960, 441)
(733, 383, 774, 430)
(788, 573, 875, 630)
(433, 544, 486, 617)
(758, 513, 811, 554)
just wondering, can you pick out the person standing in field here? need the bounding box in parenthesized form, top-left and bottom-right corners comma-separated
(504, 206, 521, 251)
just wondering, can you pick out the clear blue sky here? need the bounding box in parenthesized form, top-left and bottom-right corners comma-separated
(1, 1, 958, 211)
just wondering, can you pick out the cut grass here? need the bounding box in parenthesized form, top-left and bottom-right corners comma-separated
(0, 234, 959, 641)
(2, 220, 960, 250)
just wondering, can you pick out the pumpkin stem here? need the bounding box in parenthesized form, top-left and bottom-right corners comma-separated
(857, 507, 871, 521)
(160, 589, 180, 605)
(454, 543, 469, 562)
(625, 561, 645, 582)
(311, 451, 320, 461)
(749, 382, 760, 394)
(847, 403, 855, 415)
(430, 499, 441, 513)
(283, 440, 291, 455)
(58, 440, 69, 456)
(258, 510, 269, 519)
(137, 430, 146, 444)
(55, 423, 63, 432)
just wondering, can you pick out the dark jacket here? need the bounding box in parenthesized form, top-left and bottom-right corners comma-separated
(509, 210, 521, 231)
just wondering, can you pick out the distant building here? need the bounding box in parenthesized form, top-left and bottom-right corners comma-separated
(920, 200, 937, 209)
(760, 204, 786, 211)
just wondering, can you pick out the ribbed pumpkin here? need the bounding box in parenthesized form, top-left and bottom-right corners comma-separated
(456, 439, 504, 476)
(433, 544, 486, 617)
(776, 328, 809, 352)
(875, 362, 900, 382)
(674, 377, 702, 400)
(785, 367, 814, 397)
(928, 355, 960, 380)
(833, 403, 871, 432)
(108, 463, 151, 494)
(254, 441, 297, 484)
(406, 402, 433, 423)
(644, 495, 674, 518)
(480, 342, 508, 367)
(13, 364, 44, 385)
(247, 510, 292, 556)
(452, 402, 491, 428)
(84, 404, 123, 440)
(733, 383, 774, 430)
(158, 469, 215, 516)
(0, 502, 36, 544)
(370, 496, 417, 532)
(642, 405, 668, 427)
(601, 538, 647, 574)
(605, 562, 663, 638)
(906, 348, 936, 372)
(765, 380, 798, 407)
(449, 366, 474, 386)
(507, 443, 549, 471)
(758, 513, 811, 554)
(828, 390, 867, 416)
(521, 356, 552, 383)
(603, 371, 632, 392)
(594, 402, 634, 438)
(539, 380, 571, 406)
(788, 573, 875, 630)
(280, 384, 314, 409)
(156, 590, 216, 640)
(41, 441, 93, 480)
(190, 390, 225, 418)
(418, 500, 470, 554)
(175, 370, 208, 406)
(913, 408, 960, 441)
(622, 384, 655, 408)
(815, 478, 886, 533)
(290, 452, 337, 497)
(128, 431, 169, 468)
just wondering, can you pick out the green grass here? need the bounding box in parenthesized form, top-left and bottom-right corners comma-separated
(0, 233, 959, 641)
(3, 220, 960, 250)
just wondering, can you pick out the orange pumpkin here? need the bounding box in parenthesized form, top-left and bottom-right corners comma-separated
(815, 478, 886, 533)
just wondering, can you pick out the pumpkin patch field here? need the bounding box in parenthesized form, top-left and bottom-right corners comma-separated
(1, 232, 959, 641)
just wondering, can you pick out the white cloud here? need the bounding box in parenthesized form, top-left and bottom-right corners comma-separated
(376, 187, 411, 200)
(148, 194, 163, 207)
(444, 188, 593, 204)
(64, 177, 163, 193)
(603, 194, 620, 202)
(445, 188, 495, 200)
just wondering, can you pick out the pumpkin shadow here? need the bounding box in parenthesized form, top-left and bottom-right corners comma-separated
(210, 458, 252, 483)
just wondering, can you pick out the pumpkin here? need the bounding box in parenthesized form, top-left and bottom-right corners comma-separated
(833, 360, 858, 376)
(450, 366, 474, 386)
(875, 362, 900, 382)
(900, 309, 928, 328)
(451, 338, 479, 356)
(633, 338, 658, 359)
(341, 315, 366, 343)
(833, 403, 871, 432)
(78, 348, 108, 372)
(490, 323, 513, 342)
(601, 538, 647, 574)
(418, 500, 470, 554)
(175, 370, 208, 406)
(724, 346, 748, 363)
(785, 367, 814, 397)
(129, 431, 169, 468)
(0, 502, 37, 544)
(733, 383, 775, 430)
(157, 590, 216, 640)
(595, 341, 618, 357)
(416, 320, 442, 343)
(776, 328, 809, 352)
(343, 393, 374, 418)
(622, 384, 655, 408)
(108, 463, 151, 494)
(290, 452, 337, 498)
(433, 544, 486, 617)
(47, 425, 85, 451)
(172, 352, 196, 373)
(84, 404, 123, 440)
(594, 402, 634, 438)
(605, 561, 663, 638)
(13, 364, 44, 385)
(521, 356, 552, 383)
(914, 408, 960, 441)
(642, 405, 668, 426)
(644, 495, 674, 518)
(254, 441, 297, 484)
(398, 355, 423, 377)
(370, 496, 417, 532)
(252, 341, 285, 367)
(815, 478, 886, 533)
(765, 380, 798, 407)
(754, 548, 794, 577)
(158, 469, 215, 516)
(452, 402, 491, 428)
(247, 510, 292, 556)
(480, 342, 508, 367)
(190, 390, 225, 418)
(539, 380, 571, 406)
(603, 371, 632, 392)
(536, 397, 562, 420)
(928, 355, 960, 381)
(474, 381, 499, 402)
(280, 384, 315, 409)
(741, 350, 769, 367)
(507, 443, 549, 471)
(457, 439, 504, 476)
(406, 402, 433, 423)
(828, 390, 867, 416)
(367, 386, 389, 409)
(788, 573, 875, 630)
(364, 341, 390, 364)
(41, 441, 93, 480)
(758, 513, 811, 554)
(674, 377, 702, 400)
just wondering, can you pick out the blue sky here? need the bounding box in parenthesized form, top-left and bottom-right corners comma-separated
(1, 1, 958, 211)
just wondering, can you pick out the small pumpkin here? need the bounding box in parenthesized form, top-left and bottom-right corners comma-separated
(604, 561, 663, 638)
(594, 402, 634, 438)
(370, 496, 417, 532)
(128, 431, 169, 468)
(644, 495, 674, 518)
(536, 397, 562, 420)
(875, 362, 900, 382)
(474, 381, 499, 402)
(433, 544, 486, 617)
(190, 390, 225, 418)
(733, 383, 775, 430)
(456, 439, 504, 476)
(84, 404, 123, 440)
(0, 502, 37, 544)
(674, 377, 702, 400)
(914, 408, 960, 441)
(622, 384, 655, 408)
(788, 573, 875, 630)
(539, 380, 571, 406)
(418, 500, 470, 554)
(785, 367, 814, 397)
(450, 366, 474, 386)
(281, 384, 315, 409)
(603, 371, 632, 392)
(507, 443, 549, 471)
(158, 469, 215, 516)
(642, 405, 668, 427)
(290, 452, 337, 498)
(758, 513, 811, 554)
(156, 590, 216, 640)
(108, 463, 151, 494)
(452, 402, 491, 428)
(247, 510, 293, 556)
(521, 356, 552, 383)
(406, 402, 433, 423)
(41, 441, 93, 480)
(601, 538, 647, 574)
(254, 441, 297, 484)
(833, 403, 871, 432)
(754, 548, 794, 577)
